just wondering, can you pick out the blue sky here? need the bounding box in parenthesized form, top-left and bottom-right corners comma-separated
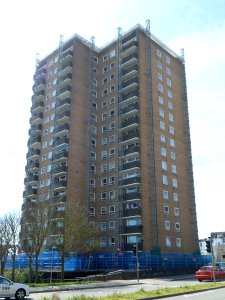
(0, 0, 225, 239)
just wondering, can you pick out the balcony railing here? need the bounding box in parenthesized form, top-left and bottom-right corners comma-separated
(121, 103, 139, 115)
(53, 137, 69, 148)
(56, 85, 71, 97)
(122, 116, 139, 128)
(121, 131, 139, 142)
(55, 123, 70, 135)
(58, 73, 72, 85)
(52, 151, 68, 161)
(25, 161, 39, 171)
(122, 31, 136, 45)
(52, 165, 68, 175)
(24, 188, 38, 197)
(30, 113, 43, 125)
(27, 135, 41, 147)
(122, 192, 141, 201)
(30, 101, 44, 113)
(121, 90, 138, 103)
(123, 243, 143, 252)
(59, 61, 73, 75)
(55, 97, 71, 110)
(122, 52, 138, 65)
(26, 149, 40, 159)
(52, 181, 67, 189)
(24, 174, 38, 184)
(122, 40, 138, 52)
(120, 176, 141, 186)
(52, 195, 67, 203)
(56, 110, 70, 120)
(122, 64, 138, 77)
(122, 145, 140, 156)
(122, 160, 140, 171)
(122, 225, 142, 234)
(33, 67, 46, 80)
(122, 77, 138, 90)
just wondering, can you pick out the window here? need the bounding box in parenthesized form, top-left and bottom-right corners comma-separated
(109, 135, 115, 143)
(166, 67, 171, 75)
(109, 220, 115, 229)
(90, 193, 95, 202)
(157, 61, 162, 69)
(90, 178, 95, 187)
(102, 125, 107, 133)
(162, 161, 167, 171)
(49, 139, 53, 146)
(109, 148, 115, 157)
(109, 190, 115, 199)
(110, 62, 115, 69)
(173, 193, 179, 202)
(103, 77, 108, 85)
(170, 138, 175, 147)
(102, 89, 108, 96)
(167, 78, 172, 87)
(46, 179, 51, 186)
(102, 137, 107, 145)
(161, 147, 166, 157)
(110, 85, 115, 93)
(109, 176, 115, 185)
(44, 116, 49, 124)
(110, 73, 115, 80)
(166, 56, 170, 64)
(101, 222, 106, 231)
(102, 101, 107, 108)
(158, 72, 163, 80)
(91, 152, 96, 160)
(42, 141, 47, 149)
(109, 122, 115, 131)
(109, 161, 115, 171)
(110, 109, 115, 118)
(110, 97, 115, 105)
(40, 167, 46, 174)
(169, 126, 174, 135)
(174, 207, 179, 216)
(40, 181, 45, 188)
(175, 222, 181, 231)
(51, 113, 55, 121)
(172, 178, 178, 188)
(91, 126, 97, 134)
(103, 55, 108, 62)
(89, 207, 95, 216)
(158, 83, 163, 93)
(101, 237, 106, 247)
(165, 221, 170, 230)
(176, 238, 181, 247)
(93, 56, 98, 64)
(162, 175, 168, 185)
(166, 236, 171, 247)
(48, 151, 52, 159)
(164, 205, 169, 214)
(157, 49, 162, 58)
(167, 90, 173, 98)
(92, 114, 97, 122)
(109, 237, 115, 246)
(160, 121, 165, 130)
(163, 190, 169, 199)
(160, 134, 166, 143)
(109, 205, 115, 214)
(171, 152, 176, 160)
(110, 49, 116, 58)
(47, 165, 51, 172)
(101, 150, 107, 159)
(102, 112, 107, 121)
(43, 129, 48, 136)
(103, 66, 108, 73)
(101, 192, 107, 200)
(93, 79, 97, 87)
(45, 105, 50, 112)
(50, 126, 54, 133)
(92, 102, 97, 110)
(101, 178, 107, 187)
(42, 154, 47, 161)
(90, 165, 96, 174)
(91, 139, 96, 147)
(159, 96, 164, 105)
(171, 165, 177, 174)
(51, 101, 56, 109)
(93, 68, 98, 75)
(169, 113, 174, 122)
(101, 207, 106, 215)
(101, 164, 107, 173)
(159, 108, 164, 117)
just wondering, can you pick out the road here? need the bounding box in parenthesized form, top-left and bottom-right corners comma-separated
(161, 287, 225, 299)
(28, 276, 212, 299)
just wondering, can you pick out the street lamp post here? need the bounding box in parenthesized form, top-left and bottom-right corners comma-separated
(50, 246, 56, 285)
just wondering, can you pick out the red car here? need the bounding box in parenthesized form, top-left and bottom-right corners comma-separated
(196, 266, 225, 282)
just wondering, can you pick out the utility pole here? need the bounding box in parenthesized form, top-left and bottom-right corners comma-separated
(211, 232, 216, 282)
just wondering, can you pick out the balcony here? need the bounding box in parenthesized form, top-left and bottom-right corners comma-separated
(56, 85, 71, 99)
(33, 67, 46, 80)
(122, 192, 141, 201)
(121, 90, 138, 105)
(54, 123, 70, 136)
(24, 174, 38, 185)
(61, 49, 73, 64)
(52, 165, 68, 176)
(52, 151, 68, 161)
(121, 103, 139, 116)
(33, 79, 46, 93)
(122, 52, 138, 67)
(30, 101, 44, 114)
(122, 31, 136, 45)
(120, 176, 141, 186)
(122, 64, 138, 79)
(29, 124, 42, 135)
(56, 110, 70, 122)
(123, 242, 143, 252)
(122, 116, 139, 130)
(53, 137, 69, 148)
(122, 160, 140, 171)
(55, 97, 71, 111)
(26, 149, 40, 160)
(30, 112, 43, 126)
(122, 225, 142, 234)
(52, 195, 66, 203)
(52, 181, 67, 189)
(27, 135, 41, 148)
(24, 188, 38, 198)
(58, 73, 72, 86)
(122, 77, 138, 93)
(25, 161, 39, 172)
(59, 61, 73, 76)
(122, 145, 140, 156)
(121, 131, 139, 142)
(122, 40, 138, 53)
(35, 90, 45, 99)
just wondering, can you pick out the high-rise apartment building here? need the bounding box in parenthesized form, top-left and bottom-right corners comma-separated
(21, 23, 199, 254)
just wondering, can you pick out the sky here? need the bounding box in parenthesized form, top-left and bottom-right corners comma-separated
(0, 0, 225, 240)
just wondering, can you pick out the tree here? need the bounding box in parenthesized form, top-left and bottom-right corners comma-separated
(20, 201, 52, 282)
(0, 215, 11, 275)
(51, 203, 99, 281)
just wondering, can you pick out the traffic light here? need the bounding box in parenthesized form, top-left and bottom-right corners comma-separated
(205, 239, 211, 253)
(132, 244, 137, 256)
